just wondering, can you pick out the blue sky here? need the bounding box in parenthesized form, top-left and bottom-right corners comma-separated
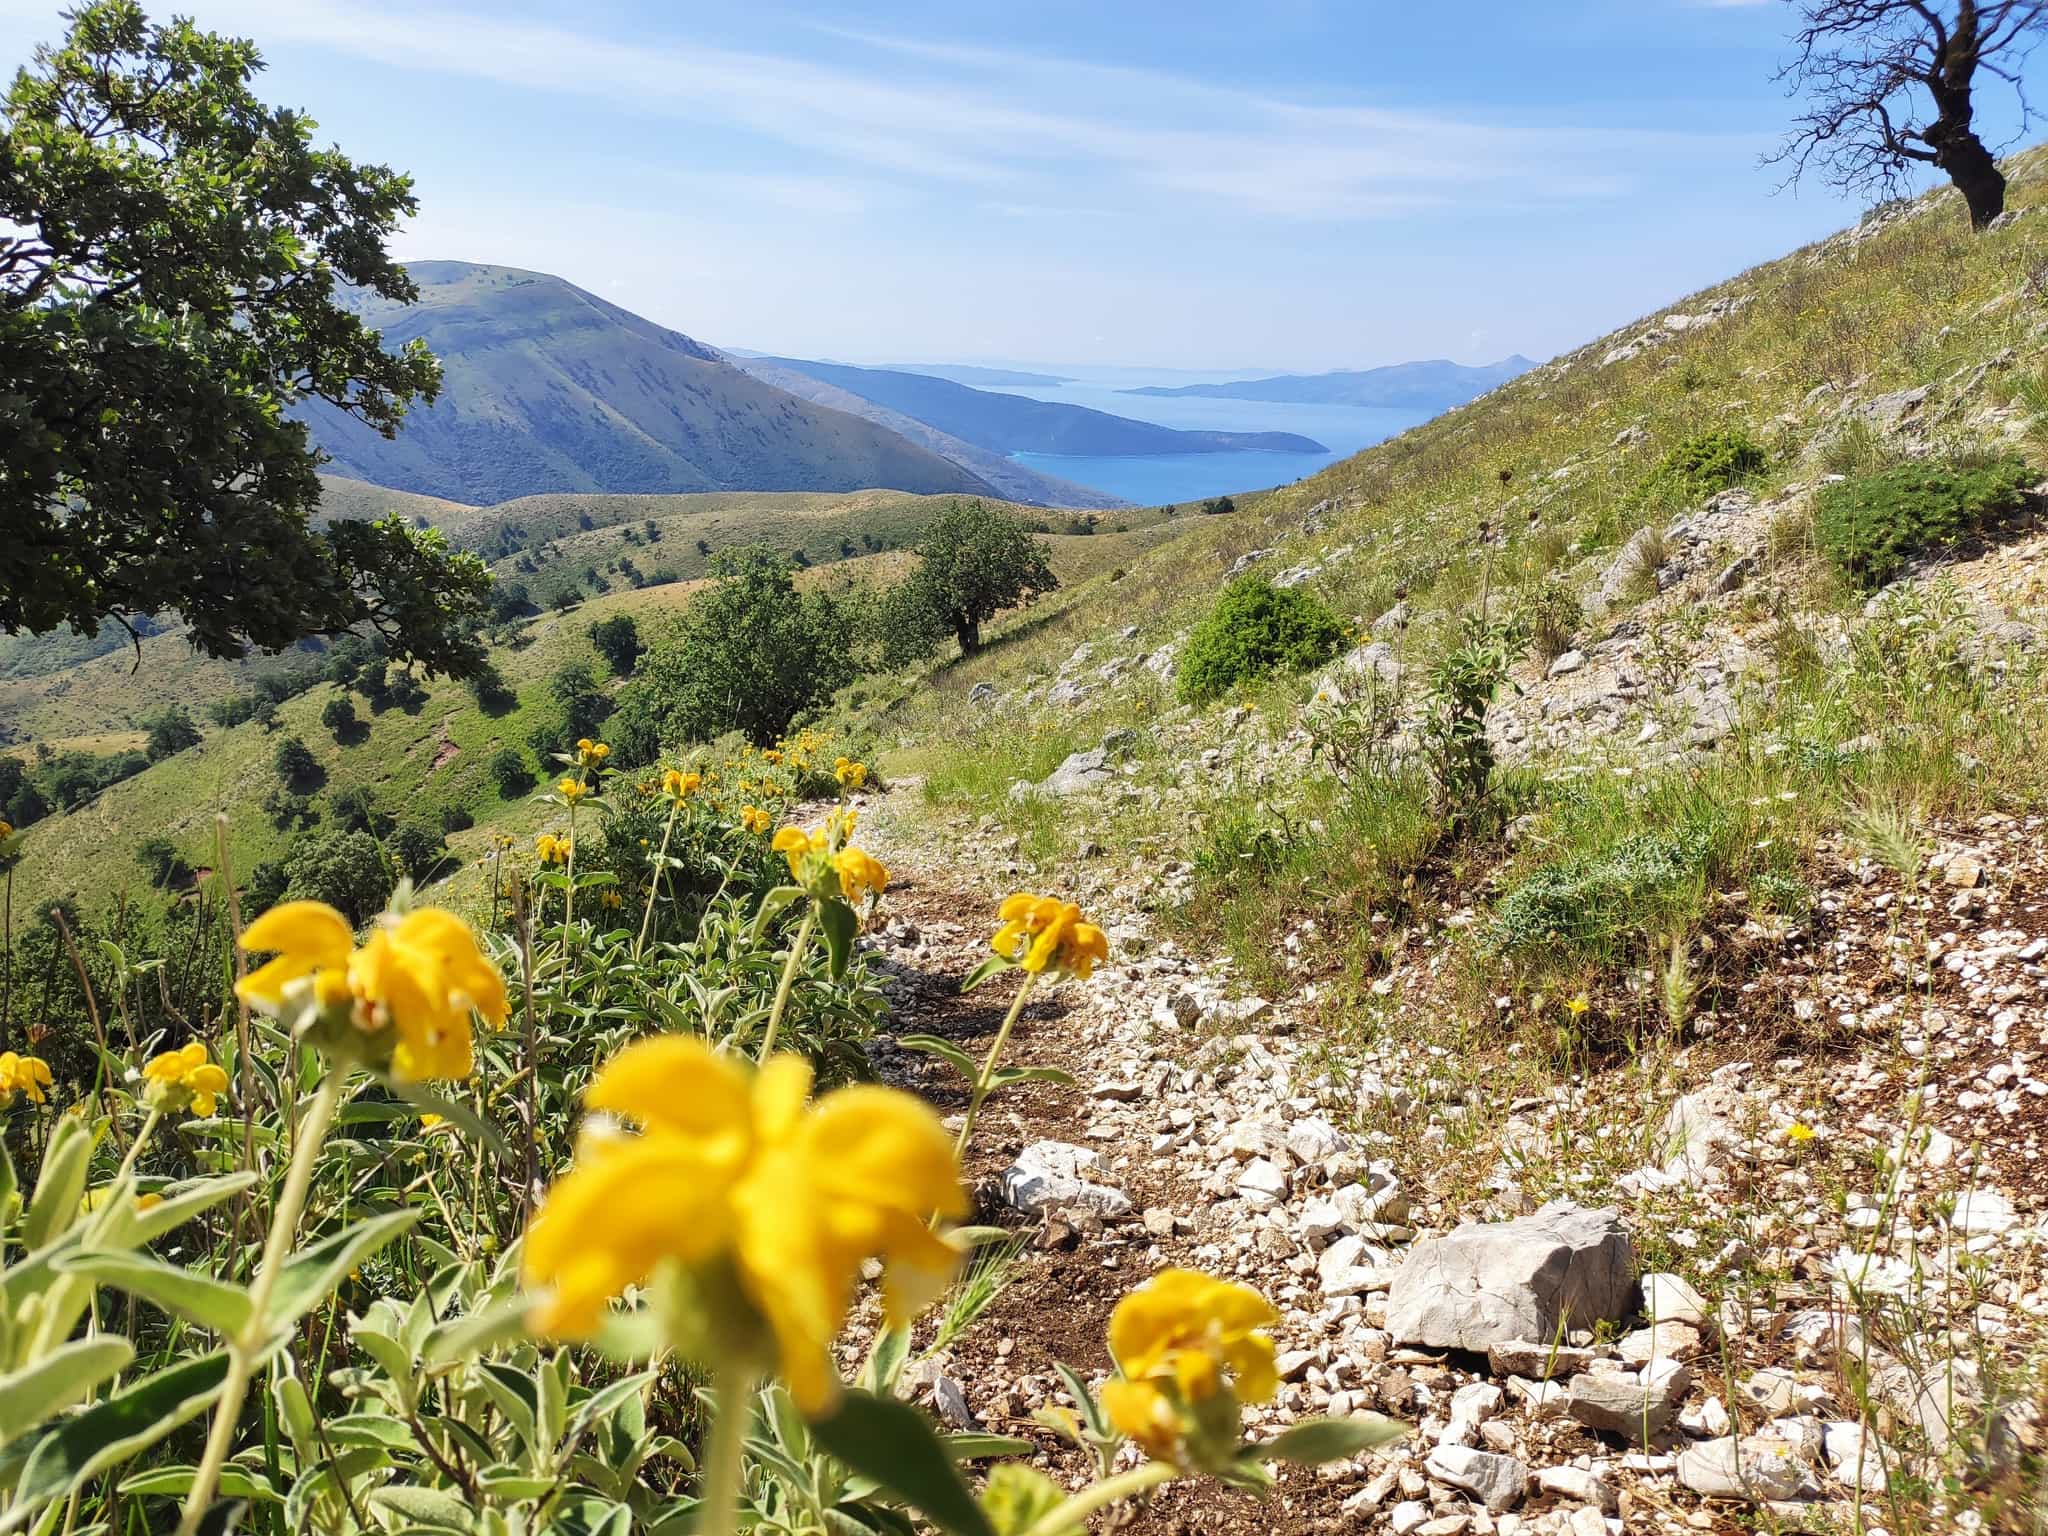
(1, 0, 2034, 371)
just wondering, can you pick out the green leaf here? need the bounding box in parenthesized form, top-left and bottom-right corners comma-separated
(1250, 1414, 1409, 1465)
(367, 1486, 474, 1525)
(1053, 1364, 1109, 1442)
(862, 1324, 910, 1395)
(986, 1065, 1075, 1091)
(423, 1294, 531, 1368)
(809, 1391, 993, 1536)
(896, 1034, 980, 1084)
(57, 1250, 253, 1337)
(959, 955, 1016, 993)
(22, 1117, 91, 1252)
(5, 1353, 230, 1528)
(943, 1433, 1036, 1461)
(979, 1463, 1070, 1536)
(132, 1172, 260, 1244)
(266, 1210, 419, 1328)
(748, 885, 805, 945)
(817, 897, 858, 980)
(382, 1081, 512, 1164)
(118, 1465, 282, 1503)
(0, 1336, 134, 1445)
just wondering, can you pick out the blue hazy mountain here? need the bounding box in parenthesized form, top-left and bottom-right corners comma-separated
(1122, 356, 1536, 408)
(879, 363, 1072, 386)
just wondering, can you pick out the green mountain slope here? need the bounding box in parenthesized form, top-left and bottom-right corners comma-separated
(303, 262, 998, 505)
(749, 356, 1329, 455)
(1121, 354, 1534, 406)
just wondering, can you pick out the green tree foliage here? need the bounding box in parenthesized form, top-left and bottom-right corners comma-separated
(527, 661, 612, 761)
(612, 546, 856, 754)
(1177, 575, 1346, 704)
(142, 705, 200, 762)
(489, 746, 532, 798)
(0, 2, 495, 673)
(386, 821, 444, 881)
(280, 829, 391, 925)
(134, 834, 188, 888)
(890, 501, 1057, 654)
(1814, 455, 2035, 587)
(589, 615, 642, 676)
(320, 695, 358, 738)
(465, 658, 517, 716)
(328, 784, 390, 837)
(273, 734, 320, 789)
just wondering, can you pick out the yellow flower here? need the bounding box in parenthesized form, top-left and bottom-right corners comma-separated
(134, 1192, 164, 1212)
(740, 805, 773, 835)
(522, 1038, 965, 1412)
(420, 1113, 446, 1129)
(991, 894, 1109, 980)
(833, 757, 867, 789)
(0, 820, 12, 839)
(141, 1041, 231, 1117)
(600, 889, 624, 910)
(0, 1051, 54, 1107)
(662, 769, 702, 799)
(764, 749, 783, 765)
(1786, 1121, 1818, 1145)
(536, 833, 572, 865)
(236, 901, 508, 1082)
(576, 738, 611, 767)
(558, 777, 589, 803)
(833, 846, 888, 903)
(774, 823, 887, 907)
(1101, 1268, 1279, 1465)
(1566, 994, 1591, 1017)
(773, 824, 826, 881)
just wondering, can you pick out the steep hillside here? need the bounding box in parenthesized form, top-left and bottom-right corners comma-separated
(303, 262, 997, 504)
(1124, 353, 1535, 407)
(748, 355, 1329, 455)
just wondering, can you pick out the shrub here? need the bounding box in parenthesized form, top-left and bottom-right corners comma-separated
(386, 820, 444, 881)
(143, 705, 201, 761)
(589, 614, 642, 676)
(274, 734, 321, 788)
(321, 696, 358, 736)
(440, 804, 474, 834)
(1494, 824, 1720, 963)
(1420, 613, 1527, 833)
(329, 784, 391, 837)
(490, 746, 532, 797)
(1814, 455, 2034, 588)
(1176, 575, 1346, 703)
(1519, 583, 1582, 664)
(135, 835, 188, 888)
(280, 829, 391, 925)
(1636, 428, 1765, 510)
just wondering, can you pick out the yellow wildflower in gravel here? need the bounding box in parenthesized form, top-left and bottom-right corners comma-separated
(1101, 1268, 1279, 1464)
(740, 805, 773, 835)
(0, 1051, 54, 1107)
(1786, 1121, 1818, 1145)
(992, 894, 1109, 979)
(236, 901, 508, 1081)
(141, 1042, 230, 1116)
(522, 1036, 964, 1410)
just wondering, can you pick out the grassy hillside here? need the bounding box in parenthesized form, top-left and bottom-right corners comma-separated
(302, 261, 998, 504)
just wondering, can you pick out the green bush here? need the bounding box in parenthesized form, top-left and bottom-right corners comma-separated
(1814, 456, 2034, 588)
(1638, 428, 1765, 507)
(489, 746, 532, 797)
(1177, 575, 1346, 703)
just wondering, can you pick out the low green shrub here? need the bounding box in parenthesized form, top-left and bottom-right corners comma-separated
(1493, 823, 1721, 962)
(1177, 575, 1346, 703)
(1635, 428, 1765, 510)
(1814, 455, 2035, 588)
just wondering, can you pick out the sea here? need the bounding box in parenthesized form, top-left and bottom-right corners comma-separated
(987, 366, 1434, 507)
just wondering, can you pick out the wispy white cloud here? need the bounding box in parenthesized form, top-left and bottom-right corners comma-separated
(4, 0, 1756, 222)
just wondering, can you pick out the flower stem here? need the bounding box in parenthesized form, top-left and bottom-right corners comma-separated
(756, 907, 815, 1061)
(635, 799, 685, 959)
(1017, 1461, 1176, 1536)
(562, 800, 579, 939)
(115, 1108, 161, 1185)
(176, 1071, 344, 1536)
(954, 971, 1037, 1160)
(695, 1371, 756, 1536)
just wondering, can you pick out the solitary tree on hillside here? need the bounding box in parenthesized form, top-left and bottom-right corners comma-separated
(1771, 0, 2046, 228)
(0, 2, 493, 669)
(896, 501, 1058, 655)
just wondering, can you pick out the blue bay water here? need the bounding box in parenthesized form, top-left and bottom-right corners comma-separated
(989, 370, 1433, 507)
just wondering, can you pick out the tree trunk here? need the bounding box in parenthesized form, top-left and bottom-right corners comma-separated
(955, 617, 981, 654)
(1937, 129, 2006, 228)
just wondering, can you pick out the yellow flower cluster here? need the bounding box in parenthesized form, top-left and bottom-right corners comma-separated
(740, 805, 773, 835)
(236, 901, 508, 1081)
(141, 1042, 230, 1117)
(773, 817, 888, 905)
(0, 819, 13, 839)
(557, 777, 590, 803)
(575, 738, 611, 768)
(0, 1050, 53, 1107)
(1101, 1268, 1279, 1464)
(662, 769, 702, 799)
(522, 1037, 964, 1411)
(992, 894, 1109, 979)
(536, 833, 572, 865)
(833, 756, 867, 789)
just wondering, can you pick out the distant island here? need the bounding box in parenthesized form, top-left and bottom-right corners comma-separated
(1123, 355, 1536, 409)
(881, 363, 1072, 387)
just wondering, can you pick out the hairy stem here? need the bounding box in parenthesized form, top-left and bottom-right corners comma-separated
(694, 1372, 756, 1536)
(955, 971, 1037, 1160)
(756, 908, 816, 1062)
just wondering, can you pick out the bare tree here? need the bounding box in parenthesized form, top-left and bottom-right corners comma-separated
(1771, 1, 2046, 228)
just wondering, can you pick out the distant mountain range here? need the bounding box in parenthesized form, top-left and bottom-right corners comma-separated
(305, 263, 1000, 507)
(745, 356, 1329, 457)
(879, 363, 1070, 386)
(1122, 356, 1536, 408)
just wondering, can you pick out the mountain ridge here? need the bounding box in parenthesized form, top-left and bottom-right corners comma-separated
(1122, 354, 1535, 407)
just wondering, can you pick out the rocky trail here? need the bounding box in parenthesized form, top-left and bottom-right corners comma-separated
(842, 780, 2048, 1535)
